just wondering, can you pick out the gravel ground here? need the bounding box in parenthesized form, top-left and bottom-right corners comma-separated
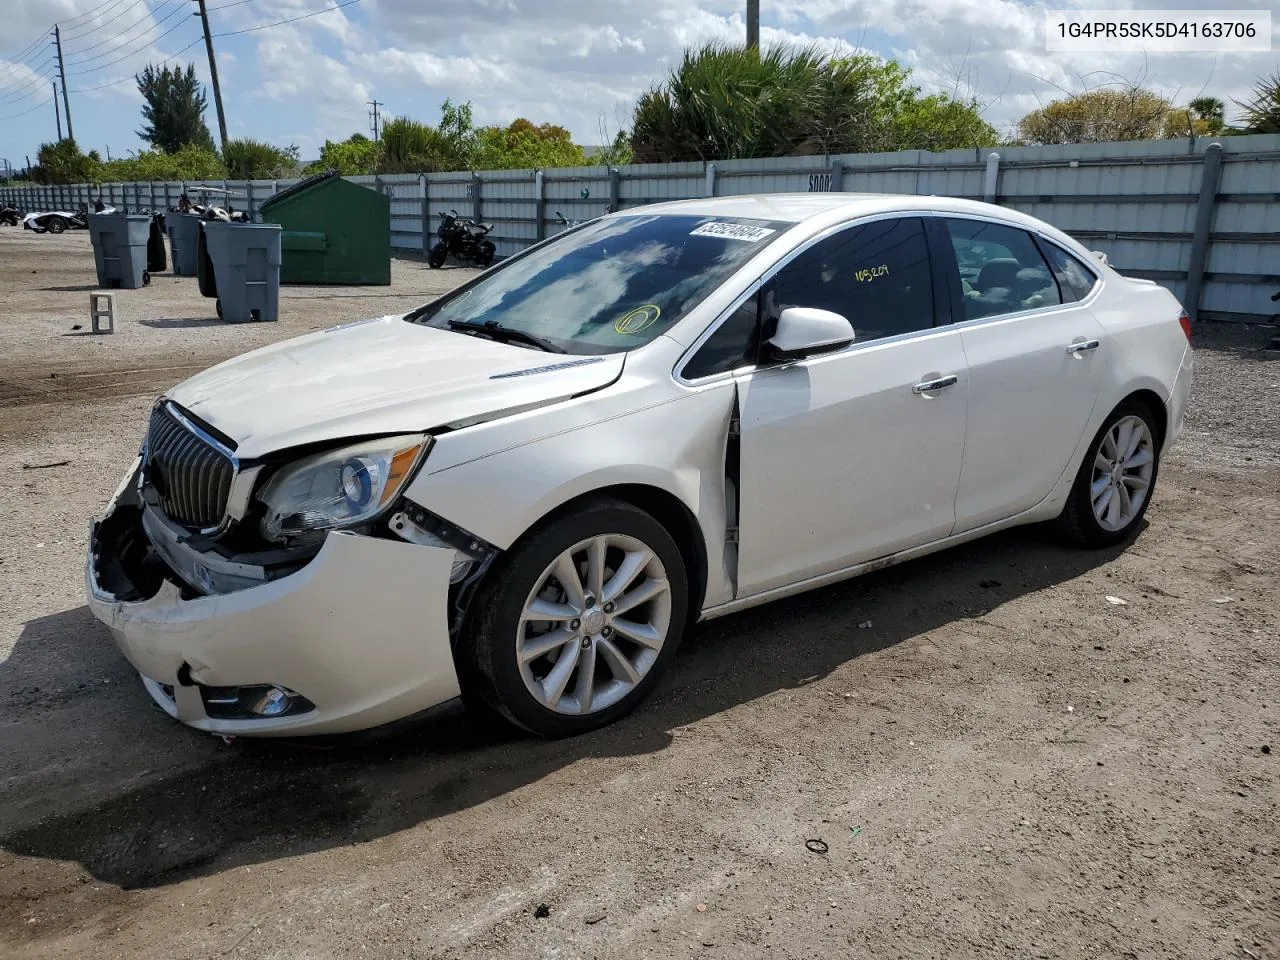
(1, 229, 1277, 959)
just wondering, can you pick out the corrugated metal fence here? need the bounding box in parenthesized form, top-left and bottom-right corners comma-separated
(4, 134, 1278, 323)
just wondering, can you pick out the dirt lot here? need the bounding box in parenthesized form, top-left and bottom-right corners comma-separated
(1, 229, 1277, 960)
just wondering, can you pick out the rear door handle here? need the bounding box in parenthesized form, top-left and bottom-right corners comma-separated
(1066, 339, 1100, 355)
(912, 374, 959, 394)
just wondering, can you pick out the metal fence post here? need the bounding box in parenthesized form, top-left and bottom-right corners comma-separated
(608, 167, 621, 212)
(472, 172, 482, 224)
(246, 181, 255, 221)
(830, 161, 844, 192)
(420, 175, 431, 255)
(534, 169, 545, 241)
(1185, 142, 1224, 322)
(983, 152, 1001, 204)
(705, 162, 717, 198)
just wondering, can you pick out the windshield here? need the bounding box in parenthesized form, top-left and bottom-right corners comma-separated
(410, 214, 790, 354)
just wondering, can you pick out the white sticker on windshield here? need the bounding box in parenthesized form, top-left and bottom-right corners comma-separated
(689, 222, 776, 242)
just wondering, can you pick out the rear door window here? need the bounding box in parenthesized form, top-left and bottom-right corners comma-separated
(942, 219, 1062, 320)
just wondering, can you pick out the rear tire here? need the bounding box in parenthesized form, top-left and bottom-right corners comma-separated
(461, 498, 689, 738)
(1057, 398, 1162, 548)
(475, 241, 495, 268)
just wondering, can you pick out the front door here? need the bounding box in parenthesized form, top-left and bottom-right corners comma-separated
(732, 216, 969, 598)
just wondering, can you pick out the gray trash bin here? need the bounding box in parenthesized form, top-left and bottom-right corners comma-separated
(203, 221, 282, 323)
(167, 212, 201, 276)
(88, 213, 151, 289)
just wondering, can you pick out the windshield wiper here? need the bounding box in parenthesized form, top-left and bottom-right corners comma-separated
(446, 319, 566, 354)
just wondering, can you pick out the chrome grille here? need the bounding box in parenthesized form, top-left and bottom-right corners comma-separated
(144, 403, 235, 529)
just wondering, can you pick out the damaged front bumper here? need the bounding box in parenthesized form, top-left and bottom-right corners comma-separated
(86, 479, 465, 737)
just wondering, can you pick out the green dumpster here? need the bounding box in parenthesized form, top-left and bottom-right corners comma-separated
(259, 171, 391, 285)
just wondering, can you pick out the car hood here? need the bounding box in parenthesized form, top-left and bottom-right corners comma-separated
(167, 315, 624, 459)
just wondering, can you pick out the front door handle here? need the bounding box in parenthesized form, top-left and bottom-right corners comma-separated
(1066, 339, 1100, 355)
(912, 374, 959, 395)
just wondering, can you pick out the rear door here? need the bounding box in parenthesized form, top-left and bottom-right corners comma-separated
(934, 217, 1108, 533)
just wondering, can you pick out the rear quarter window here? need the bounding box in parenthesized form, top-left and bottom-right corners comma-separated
(1040, 242, 1100, 302)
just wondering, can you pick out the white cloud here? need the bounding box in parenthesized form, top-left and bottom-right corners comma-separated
(4, 0, 1277, 164)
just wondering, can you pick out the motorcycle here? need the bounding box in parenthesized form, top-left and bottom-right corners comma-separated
(23, 203, 116, 234)
(0, 204, 22, 226)
(428, 209, 495, 269)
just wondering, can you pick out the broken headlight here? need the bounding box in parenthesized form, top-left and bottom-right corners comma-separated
(257, 435, 430, 542)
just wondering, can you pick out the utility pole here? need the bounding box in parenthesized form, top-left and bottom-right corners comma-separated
(746, 0, 760, 50)
(194, 0, 230, 154)
(368, 100, 382, 142)
(53, 83, 63, 140)
(52, 26, 74, 142)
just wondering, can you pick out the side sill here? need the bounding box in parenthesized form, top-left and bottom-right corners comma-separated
(699, 506, 1046, 621)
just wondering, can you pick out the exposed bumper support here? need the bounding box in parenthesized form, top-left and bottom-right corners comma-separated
(88, 524, 463, 737)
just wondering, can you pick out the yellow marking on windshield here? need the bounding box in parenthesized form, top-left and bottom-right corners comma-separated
(615, 304, 662, 335)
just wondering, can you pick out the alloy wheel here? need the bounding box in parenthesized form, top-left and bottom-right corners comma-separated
(516, 534, 671, 716)
(1090, 414, 1155, 532)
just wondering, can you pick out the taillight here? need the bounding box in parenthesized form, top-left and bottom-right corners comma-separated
(1178, 309, 1192, 341)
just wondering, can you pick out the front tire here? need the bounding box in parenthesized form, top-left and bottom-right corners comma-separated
(461, 498, 689, 738)
(47, 216, 67, 234)
(427, 243, 447, 269)
(1057, 398, 1162, 547)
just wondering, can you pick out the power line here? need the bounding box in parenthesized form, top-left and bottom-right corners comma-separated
(1, 0, 139, 60)
(65, 0, 189, 67)
(207, 0, 257, 10)
(68, 33, 204, 92)
(61, 0, 152, 40)
(0, 58, 58, 102)
(0, 30, 52, 65)
(66, 16, 191, 75)
(211, 0, 363, 38)
(64, 0, 186, 61)
(0, 91, 55, 121)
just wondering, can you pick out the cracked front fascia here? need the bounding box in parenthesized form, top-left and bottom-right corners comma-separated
(90, 531, 464, 735)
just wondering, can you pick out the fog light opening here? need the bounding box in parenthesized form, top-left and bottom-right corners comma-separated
(251, 685, 295, 717)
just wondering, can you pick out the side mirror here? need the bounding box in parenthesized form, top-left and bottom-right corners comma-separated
(761, 307, 855, 363)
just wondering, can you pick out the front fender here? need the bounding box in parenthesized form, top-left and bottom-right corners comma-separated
(404, 384, 738, 610)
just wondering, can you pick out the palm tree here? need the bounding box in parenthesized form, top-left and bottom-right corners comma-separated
(1236, 72, 1280, 134)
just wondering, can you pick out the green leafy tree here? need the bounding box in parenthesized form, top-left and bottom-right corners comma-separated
(1237, 71, 1280, 134)
(378, 101, 476, 173)
(1016, 88, 1172, 144)
(136, 63, 215, 153)
(472, 118, 586, 169)
(629, 43, 996, 162)
(589, 128, 634, 166)
(31, 139, 99, 184)
(1162, 96, 1230, 138)
(315, 133, 378, 175)
(99, 145, 225, 181)
(223, 138, 301, 178)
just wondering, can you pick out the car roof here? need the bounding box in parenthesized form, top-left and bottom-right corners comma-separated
(613, 193, 1092, 262)
(613, 193, 1035, 226)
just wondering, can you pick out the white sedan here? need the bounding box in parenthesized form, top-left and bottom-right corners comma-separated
(87, 194, 1193, 738)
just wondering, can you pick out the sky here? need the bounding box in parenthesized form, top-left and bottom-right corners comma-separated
(1, 0, 1277, 171)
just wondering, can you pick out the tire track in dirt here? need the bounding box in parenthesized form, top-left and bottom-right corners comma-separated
(0, 362, 210, 408)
